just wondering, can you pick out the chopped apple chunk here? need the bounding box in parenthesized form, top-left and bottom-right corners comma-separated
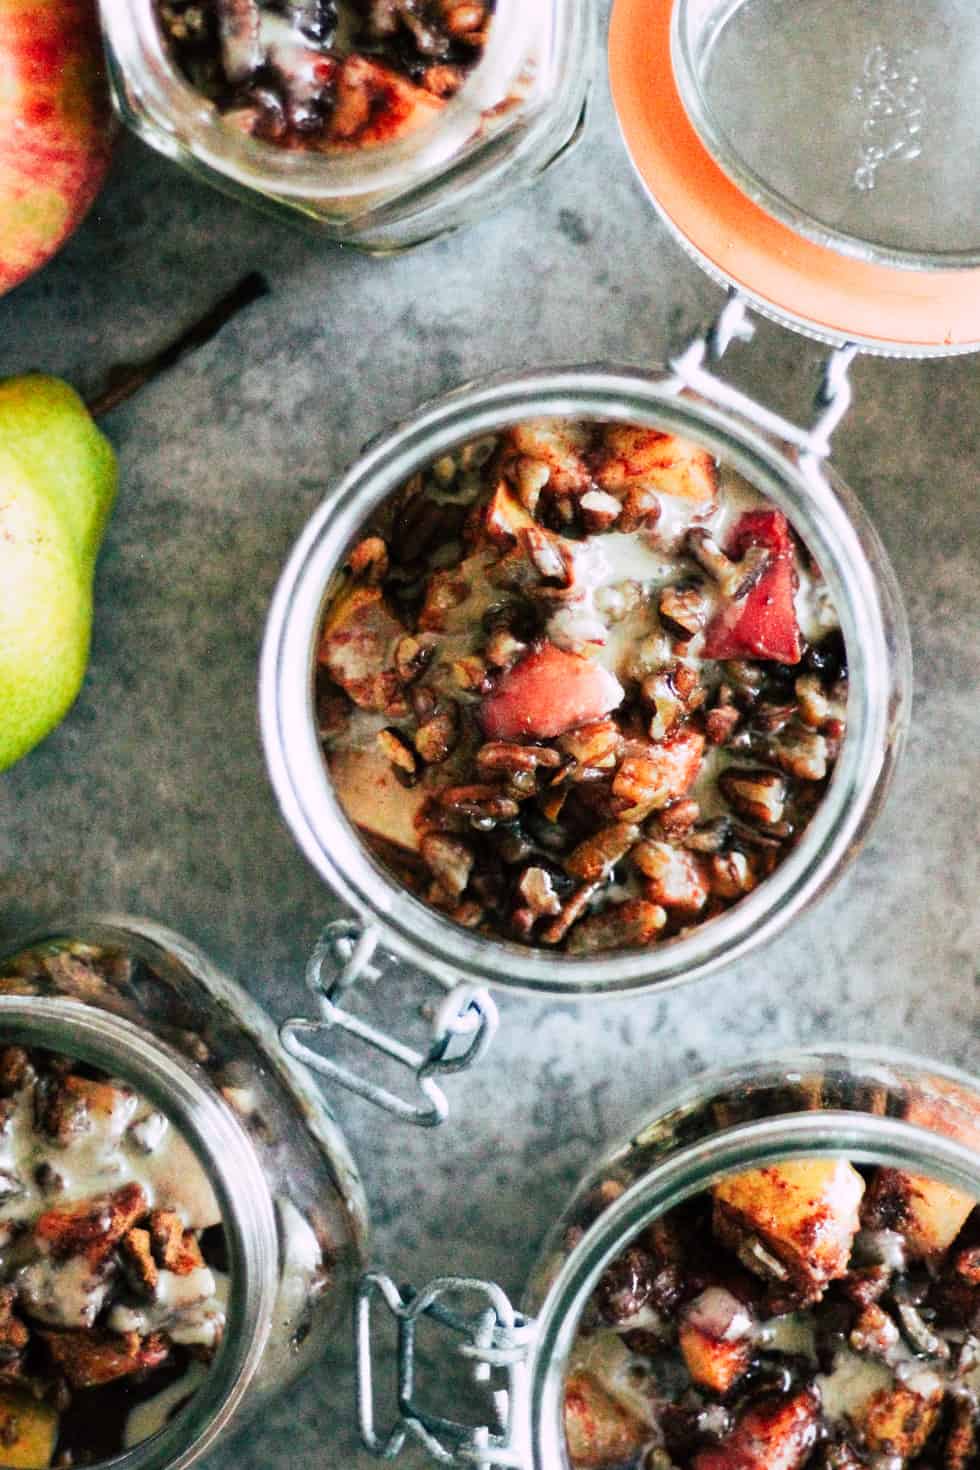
(693, 1389, 820, 1470)
(329, 747, 428, 856)
(678, 1288, 754, 1394)
(595, 426, 718, 502)
(859, 1377, 943, 1459)
(861, 1167, 976, 1260)
(563, 1371, 649, 1469)
(0, 1390, 58, 1469)
(317, 584, 407, 714)
(713, 1160, 864, 1300)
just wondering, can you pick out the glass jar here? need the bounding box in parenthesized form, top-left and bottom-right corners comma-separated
(259, 354, 911, 1118)
(352, 1047, 980, 1470)
(97, 0, 595, 250)
(609, 0, 980, 353)
(0, 914, 369, 1470)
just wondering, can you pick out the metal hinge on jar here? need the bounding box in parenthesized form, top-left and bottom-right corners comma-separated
(665, 290, 859, 464)
(279, 920, 499, 1127)
(356, 1272, 534, 1468)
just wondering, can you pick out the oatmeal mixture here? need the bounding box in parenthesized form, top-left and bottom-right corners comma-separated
(158, 0, 493, 149)
(0, 1042, 227, 1467)
(316, 419, 847, 954)
(564, 1151, 980, 1470)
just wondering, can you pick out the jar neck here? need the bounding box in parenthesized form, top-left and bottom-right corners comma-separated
(525, 1046, 980, 1470)
(0, 997, 280, 1470)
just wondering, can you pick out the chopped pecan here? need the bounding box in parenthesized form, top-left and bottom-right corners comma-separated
(616, 485, 662, 534)
(564, 823, 641, 882)
(420, 835, 473, 899)
(632, 841, 709, 914)
(719, 768, 787, 827)
(36, 1184, 147, 1266)
(659, 583, 708, 639)
(348, 536, 389, 584)
(565, 899, 667, 955)
(0, 1291, 29, 1362)
(377, 726, 419, 779)
(317, 585, 407, 715)
(539, 882, 600, 945)
(414, 706, 459, 765)
(705, 702, 742, 746)
(611, 729, 705, 819)
(120, 1228, 159, 1297)
(0, 1049, 30, 1098)
(516, 867, 562, 917)
(708, 851, 756, 900)
(436, 786, 520, 826)
(475, 742, 561, 777)
(579, 490, 622, 534)
(42, 1329, 170, 1390)
(556, 720, 623, 771)
(394, 634, 437, 685)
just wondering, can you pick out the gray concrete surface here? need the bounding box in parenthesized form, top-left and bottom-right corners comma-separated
(0, 10, 977, 1467)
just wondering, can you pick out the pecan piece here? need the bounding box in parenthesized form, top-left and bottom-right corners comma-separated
(436, 786, 520, 825)
(632, 840, 709, 914)
(564, 899, 666, 955)
(564, 823, 641, 882)
(539, 883, 599, 945)
(377, 726, 419, 779)
(420, 835, 473, 900)
(516, 867, 562, 917)
(708, 850, 756, 900)
(120, 1228, 159, 1297)
(36, 1184, 147, 1267)
(348, 536, 389, 584)
(414, 706, 459, 765)
(659, 583, 708, 638)
(719, 768, 787, 827)
(475, 742, 562, 778)
(42, 1329, 170, 1390)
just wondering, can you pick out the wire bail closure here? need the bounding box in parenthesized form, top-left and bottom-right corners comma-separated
(279, 920, 499, 1126)
(666, 290, 858, 464)
(356, 1272, 534, 1468)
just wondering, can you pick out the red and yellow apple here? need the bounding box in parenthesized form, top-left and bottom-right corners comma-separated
(0, 0, 114, 297)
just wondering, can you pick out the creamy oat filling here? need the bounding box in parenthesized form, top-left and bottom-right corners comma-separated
(316, 419, 847, 953)
(564, 1155, 980, 1470)
(157, 0, 493, 150)
(0, 1045, 227, 1467)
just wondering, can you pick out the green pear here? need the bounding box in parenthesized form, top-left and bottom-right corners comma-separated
(0, 375, 117, 771)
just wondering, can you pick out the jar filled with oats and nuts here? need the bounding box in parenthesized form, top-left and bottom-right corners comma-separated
(0, 916, 368, 1470)
(98, 0, 595, 248)
(258, 358, 911, 1122)
(348, 1048, 980, 1470)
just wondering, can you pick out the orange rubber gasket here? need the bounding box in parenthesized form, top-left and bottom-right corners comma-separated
(609, 0, 980, 351)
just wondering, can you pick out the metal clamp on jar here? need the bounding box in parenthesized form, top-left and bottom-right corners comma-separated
(259, 318, 912, 1124)
(97, 0, 595, 250)
(349, 1048, 980, 1470)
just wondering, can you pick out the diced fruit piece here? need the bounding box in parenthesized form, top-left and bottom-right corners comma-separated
(693, 1390, 819, 1470)
(713, 1160, 865, 1300)
(564, 1370, 649, 1468)
(479, 642, 623, 741)
(595, 426, 718, 502)
(505, 420, 591, 495)
(317, 584, 406, 712)
(330, 747, 428, 855)
(678, 1288, 754, 1394)
(703, 510, 802, 665)
(859, 1377, 943, 1459)
(861, 1168, 976, 1260)
(41, 1327, 170, 1389)
(0, 1388, 58, 1469)
(327, 55, 443, 146)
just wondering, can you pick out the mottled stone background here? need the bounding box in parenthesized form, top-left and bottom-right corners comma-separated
(0, 8, 977, 1466)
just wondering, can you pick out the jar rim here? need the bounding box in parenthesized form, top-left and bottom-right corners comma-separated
(526, 1043, 980, 1470)
(0, 979, 280, 1470)
(101, 0, 549, 202)
(260, 363, 911, 1000)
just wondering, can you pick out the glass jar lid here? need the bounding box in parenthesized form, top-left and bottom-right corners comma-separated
(609, 0, 980, 353)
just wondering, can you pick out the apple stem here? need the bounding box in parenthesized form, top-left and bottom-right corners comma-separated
(85, 272, 270, 420)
